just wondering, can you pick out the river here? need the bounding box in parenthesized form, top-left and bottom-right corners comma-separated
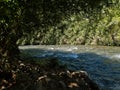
(19, 45, 120, 90)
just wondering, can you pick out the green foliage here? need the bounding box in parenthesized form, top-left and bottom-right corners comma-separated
(0, 0, 119, 60)
(17, 0, 120, 46)
(0, 0, 25, 59)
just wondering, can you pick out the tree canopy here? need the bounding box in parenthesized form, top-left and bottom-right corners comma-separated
(0, 0, 119, 60)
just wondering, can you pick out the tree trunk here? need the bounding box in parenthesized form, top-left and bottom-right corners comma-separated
(0, 22, 21, 61)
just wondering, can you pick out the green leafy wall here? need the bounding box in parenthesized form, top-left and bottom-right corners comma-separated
(17, 0, 120, 46)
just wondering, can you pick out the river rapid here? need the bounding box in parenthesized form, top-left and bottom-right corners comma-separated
(19, 45, 120, 90)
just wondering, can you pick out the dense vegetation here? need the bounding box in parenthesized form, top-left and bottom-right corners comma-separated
(1, 0, 116, 60)
(0, 0, 119, 89)
(16, 0, 120, 46)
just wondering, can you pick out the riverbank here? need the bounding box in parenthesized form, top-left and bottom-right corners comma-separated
(0, 58, 100, 90)
(19, 45, 120, 90)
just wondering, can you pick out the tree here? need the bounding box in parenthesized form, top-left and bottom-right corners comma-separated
(0, 0, 113, 61)
(0, 0, 24, 61)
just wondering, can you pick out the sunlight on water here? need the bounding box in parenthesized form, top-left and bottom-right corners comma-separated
(112, 54, 120, 59)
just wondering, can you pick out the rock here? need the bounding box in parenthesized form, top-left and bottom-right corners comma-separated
(59, 81, 67, 89)
(68, 82, 79, 88)
(37, 75, 47, 81)
(36, 80, 46, 90)
(1, 59, 100, 90)
(84, 77, 100, 90)
(71, 70, 88, 78)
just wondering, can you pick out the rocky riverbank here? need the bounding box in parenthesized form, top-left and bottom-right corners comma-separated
(0, 58, 100, 90)
(34, 70, 100, 90)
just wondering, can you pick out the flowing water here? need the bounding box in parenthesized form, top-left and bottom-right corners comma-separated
(19, 45, 120, 90)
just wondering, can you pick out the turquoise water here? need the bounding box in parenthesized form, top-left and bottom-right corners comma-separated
(19, 45, 120, 90)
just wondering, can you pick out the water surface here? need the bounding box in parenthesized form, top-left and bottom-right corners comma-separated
(19, 45, 120, 90)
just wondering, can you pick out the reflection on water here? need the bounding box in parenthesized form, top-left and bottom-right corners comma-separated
(19, 45, 120, 90)
(111, 54, 120, 59)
